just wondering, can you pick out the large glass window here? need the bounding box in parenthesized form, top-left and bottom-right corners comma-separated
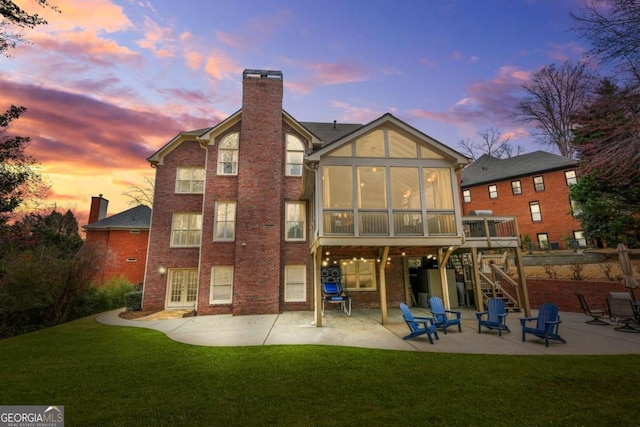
(176, 167, 205, 193)
(210, 266, 233, 304)
(355, 130, 385, 157)
(171, 213, 202, 247)
(357, 166, 387, 209)
(285, 202, 305, 241)
(388, 131, 417, 158)
(530, 202, 542, 222)
(286, 134, 304, 176)
(358, 166, 388, 235)
(391, 167, 422, 235)
(284, 265, 306, 302)
(342, 259, 376, 291)
(423, 168, 454, 209)
(214, 202, 236, 241)
(322, 166, 353, 208)
(217, 133, 239, 175)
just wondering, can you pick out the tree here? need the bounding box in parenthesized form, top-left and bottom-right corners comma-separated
(122, 176, 154, 207)
(457, 127, 522, 161)
(572, 78, 640, 187)
(570, 174, 640, 247)
(0, 105, 47, 224)
(0, 0, 57, 56)
(514, 61, 594, 158)
(571, 0, 640, 85)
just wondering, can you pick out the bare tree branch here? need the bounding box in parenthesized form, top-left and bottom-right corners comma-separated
(514, 61, 594, 158)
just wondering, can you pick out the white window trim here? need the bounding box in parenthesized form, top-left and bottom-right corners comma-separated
(284, 265, 306, 302)
(210, 266, 233, 304)
(286, 134, 305, 177)
(285, 201, 306, 241)
(214, 202, 236, 241)
(217, 133, 239, 176)
(175, 166, 205, 194)
(170, 213, 202, 247)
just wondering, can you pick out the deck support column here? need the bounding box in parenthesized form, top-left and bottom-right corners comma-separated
(314, 246, 323, 327)
(379, 246, 390, 325)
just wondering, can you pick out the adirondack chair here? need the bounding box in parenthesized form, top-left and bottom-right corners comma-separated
(428, 296, 462, 334)
(476, 298, 511, 336)
(576, 293, 608, 325)
(399, 303, 439, 344)
(321, 282, 351, 317)
(606, 297, 640, 333)
(520, 303, 566, 347)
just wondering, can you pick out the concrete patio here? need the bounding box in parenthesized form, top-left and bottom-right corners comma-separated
(96, 307, 640, 355)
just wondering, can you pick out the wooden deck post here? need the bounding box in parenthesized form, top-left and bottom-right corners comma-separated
(379, 246, 390, 325)
(314, 247, 323, 327)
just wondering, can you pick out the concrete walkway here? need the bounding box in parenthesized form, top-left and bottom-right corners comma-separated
(96, 307, 640, 355)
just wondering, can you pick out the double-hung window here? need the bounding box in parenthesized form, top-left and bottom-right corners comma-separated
(210, 266, 233, 304)
(529, 201, 542, 222)
(462, 189, 471, 203)
(171, 213, 202, 247)
(214, 202, 236, 241)
(511, 180, 522, 195)
(285, 202, 305, 241)
(175, 167, 205, 193)
(488, 184, 498, 199)
(565, 170, 577, 185)
(342, 259, 376, 291)
(533, 176, 545, 191)
(284, 265, 306, 302)
(217, 133, 239, 175)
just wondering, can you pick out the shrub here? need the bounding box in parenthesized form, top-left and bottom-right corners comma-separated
(67, 277, 135, 320)
(124, 291, 142, 311)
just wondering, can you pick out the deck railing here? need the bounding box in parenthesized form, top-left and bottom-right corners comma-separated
(462, 216, 519, 248)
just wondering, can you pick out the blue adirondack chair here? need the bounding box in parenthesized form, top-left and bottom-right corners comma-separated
(476, 298, 511, 336)
(428, 296, 462, 334)
(520, 303, 566, 347)
(399, 303, 439, 344)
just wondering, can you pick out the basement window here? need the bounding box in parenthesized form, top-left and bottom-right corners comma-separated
(126, 258, 137, 263)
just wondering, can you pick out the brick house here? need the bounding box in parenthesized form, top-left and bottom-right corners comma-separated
(142, 69, 531, 322)
(460, 152, 584, 250)
(83, 195, 151, 286)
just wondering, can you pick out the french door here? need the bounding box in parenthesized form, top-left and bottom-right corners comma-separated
(166, 269, 198, 308)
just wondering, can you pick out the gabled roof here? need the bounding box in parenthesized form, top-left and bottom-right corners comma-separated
(460, 151, 578, 188)
(306, 113, 470, 165)
(84, 205, 151, 231)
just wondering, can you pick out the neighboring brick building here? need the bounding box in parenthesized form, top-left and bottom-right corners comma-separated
(83, 195, 151, 286)
(460, 152, 584, 250)
(142, 69, 476, 319)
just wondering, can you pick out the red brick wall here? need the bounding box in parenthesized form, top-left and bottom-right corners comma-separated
(85, 229, 148, 286)
(142, 140, 205, 311)
(526, 278, 629, 312)
(462, 168, 582, 249)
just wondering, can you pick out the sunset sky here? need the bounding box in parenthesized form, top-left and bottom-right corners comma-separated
(2, 0, 591, 226)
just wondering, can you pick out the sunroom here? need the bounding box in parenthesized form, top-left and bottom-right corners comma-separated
(302, 114, 471, 326)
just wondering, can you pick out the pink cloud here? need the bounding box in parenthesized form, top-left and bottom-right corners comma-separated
(136, 17, 176, 57)
(286, 61, 368, 94)
(331, 101, 382, 124)
(410, 65, 532, 133)
(204, 52, 241, 80)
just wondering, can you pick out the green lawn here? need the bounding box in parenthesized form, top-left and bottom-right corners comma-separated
(1, 316, 638, 426)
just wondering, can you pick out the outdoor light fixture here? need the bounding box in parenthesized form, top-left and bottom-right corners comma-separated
(158, 266, 167, 275)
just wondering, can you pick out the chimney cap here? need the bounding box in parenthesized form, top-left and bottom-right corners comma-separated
(243, 69, 283, 80)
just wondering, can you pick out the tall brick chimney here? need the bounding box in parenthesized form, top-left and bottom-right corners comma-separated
(234, 69, 284, 315)
(89, 194, 109, 224)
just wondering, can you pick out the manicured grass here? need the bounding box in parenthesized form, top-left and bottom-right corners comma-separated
(1, 316, 639, 426)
